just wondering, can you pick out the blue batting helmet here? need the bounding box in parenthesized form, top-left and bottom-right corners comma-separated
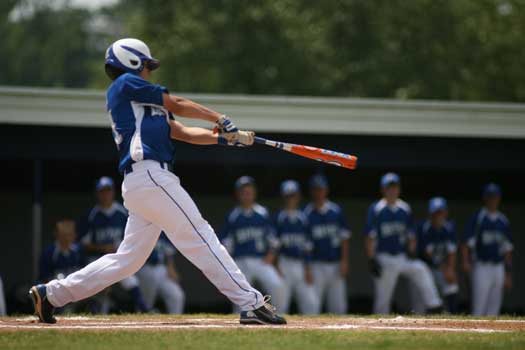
(105, 38, 160, 76)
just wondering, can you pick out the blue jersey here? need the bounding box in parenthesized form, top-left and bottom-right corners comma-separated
(220, 204, 277, 258)
(416, 220, 457, 266)
(146, 233, 176, 265)
(364, 199, 415, 255)
(39, 242, 85, 282)
(275, 209, 312, 260)
(106, 73, 174, 173)
(81, 202, 128, 260)
(463, 208, 513, 263)
(303, 201, 351, 262)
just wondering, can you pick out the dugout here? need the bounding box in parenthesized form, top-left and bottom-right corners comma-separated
(1, 86, 524, 314)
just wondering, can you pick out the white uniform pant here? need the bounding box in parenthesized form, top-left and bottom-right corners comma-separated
(278, 256, 319, 314)
(45, 161, 264, 311)
(374, 253, 442, 314)
(311, 261, 347, 314)
(410, 267, 459, 314)
(472, 262, 504, 316)
(137, 264, 185, 314)
(234, 257, 286, 313)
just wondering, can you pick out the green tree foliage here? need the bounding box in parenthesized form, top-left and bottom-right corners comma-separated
(2, 0, 525, 102)
(0, 1, 98, 87)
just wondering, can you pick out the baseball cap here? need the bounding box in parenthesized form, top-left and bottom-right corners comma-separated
(309, 174, 328, 189)
(380, 172, 400, 188)
(280, 180, 300, 196)
(483, 183, 501, 197)
(96, 176, 114, 191)
(428, 197, 447, 214)
(234, 176, 255, 190)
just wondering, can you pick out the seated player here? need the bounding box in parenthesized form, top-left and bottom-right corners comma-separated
(304, 174, 350, 314)
(79, 176, 148, 313)
(365, 172, 442, 314)
(415, 197, 459, 313)
(136, 233, 185, 314)
(275, 180, 319, 314)
(220, 176, 286, 312)
(462, 183, 513, 316)
(39, 219, 85, 283)
(38, 219, 85, 313)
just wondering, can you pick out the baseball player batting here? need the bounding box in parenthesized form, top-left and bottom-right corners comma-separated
(29, 38, 286, 325)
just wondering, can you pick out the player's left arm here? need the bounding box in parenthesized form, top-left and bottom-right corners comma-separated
(163, 94, 222, 123)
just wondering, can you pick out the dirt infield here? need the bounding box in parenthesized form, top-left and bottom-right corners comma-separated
(1, 315, 524, 333)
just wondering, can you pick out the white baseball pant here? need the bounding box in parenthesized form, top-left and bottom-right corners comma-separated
(410, 268, 459, 314)
(374, 253, 442, 314)
(278, 256, 319, 315)
(137, 264, 185, 314)
(311, 261, 347, 314)
(472, 262, 504, 316)
(234, 257, 286, 313)
(45, 161, 265, 311)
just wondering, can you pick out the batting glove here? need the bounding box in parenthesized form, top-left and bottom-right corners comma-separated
(216, 115, 254, 147)
(216, 115, 238, 133)
(218, 130, 255, 147)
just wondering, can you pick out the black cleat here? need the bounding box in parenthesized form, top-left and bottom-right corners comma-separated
(29, 285, 56, 324)
(240, 296, 287, 325)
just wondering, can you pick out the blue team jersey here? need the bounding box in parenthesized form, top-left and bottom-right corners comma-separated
(303, 201, 351, 262)
(81, 202, 128, 260)
(364, 199, 415, 255)
(274, 209, 312, 260)
(106, 73, 175, 173)
(39, 242, 85, 282)
(220, 204, 277, 258)
(416, 220, 457, 266)
(146, 233, 176, 265)
(463, 208, 513, 263)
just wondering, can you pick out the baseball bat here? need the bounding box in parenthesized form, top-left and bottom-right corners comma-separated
(254, 136, 358, 170)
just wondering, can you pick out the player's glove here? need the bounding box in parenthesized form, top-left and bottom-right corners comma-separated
(368, 257, 382, 278)
(216, 115, 254, 147)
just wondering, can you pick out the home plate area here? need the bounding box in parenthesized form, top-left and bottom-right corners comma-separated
(1, 315, 524, 333)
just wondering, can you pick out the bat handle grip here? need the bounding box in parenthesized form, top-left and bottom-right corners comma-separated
(254, 136, 267, 145)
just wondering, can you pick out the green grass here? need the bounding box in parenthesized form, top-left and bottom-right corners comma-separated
(2, 329, 525, 350)
(1, 315, 524, 350)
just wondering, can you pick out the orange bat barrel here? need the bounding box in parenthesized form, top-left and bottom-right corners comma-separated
(254, 137, 358, 170)
(290, 144, 358, 170)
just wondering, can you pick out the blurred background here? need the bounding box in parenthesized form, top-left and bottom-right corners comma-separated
(0, 0, 524, 315)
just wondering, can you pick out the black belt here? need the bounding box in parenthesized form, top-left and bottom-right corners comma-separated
(124, 161, 171, 175)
